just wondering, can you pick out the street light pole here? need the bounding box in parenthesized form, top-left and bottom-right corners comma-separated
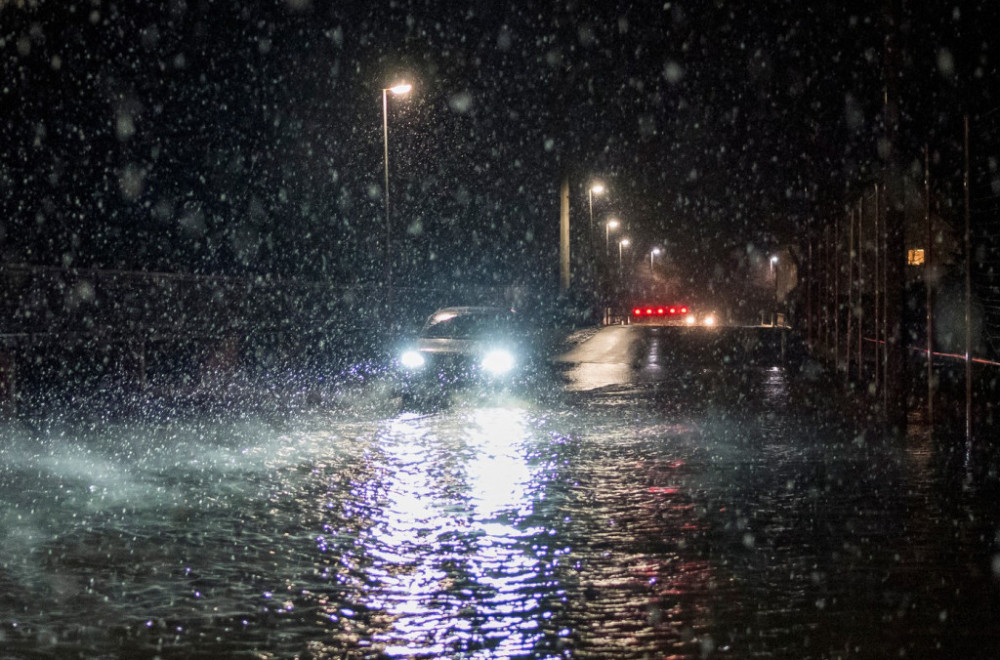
(619, 238, 630, 268)
(650, 247, 662, 270)
(771, 255, 779, 326)
(381, 82, 411, 299)
(588, 183, 604, 233)
(605, 218, 619, 256)
(588, 184, 604, 273)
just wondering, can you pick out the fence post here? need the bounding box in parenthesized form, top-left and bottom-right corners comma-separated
(924, 146, 934, 429)
(874, 184, 881, 398)
(847, 207, 854, 384)
(858, 196, 864, 382)
(964, 116, 973, 442)
(835, 213, 841, 374)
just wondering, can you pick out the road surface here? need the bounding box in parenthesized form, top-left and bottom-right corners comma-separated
(2, 324, 999, 658)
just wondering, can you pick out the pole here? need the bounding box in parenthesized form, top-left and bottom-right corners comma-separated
(807, 238, 814, 347)
(847, 207, 854, 384)
(873, 183, 885, 398)
(589, 189, 594, 236)
(825, 225, 831, 357)
(882, 183, 890, 415)
(560, 175, 570, 293)
(882, 0, 908, 430)
(835, 213, 841, 373)
(382, 88, 392, 299)
(858, 196, 864, 380)
(924, 145, 934, 428)
(964, 116, 973, 442)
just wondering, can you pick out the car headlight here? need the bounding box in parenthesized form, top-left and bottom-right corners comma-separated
(704, 315, 715, 326)
(481, 349, 515, 375)
(400, 350, 426, 369)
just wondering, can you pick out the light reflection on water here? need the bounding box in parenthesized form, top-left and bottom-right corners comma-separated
(365, 407, 548, 658)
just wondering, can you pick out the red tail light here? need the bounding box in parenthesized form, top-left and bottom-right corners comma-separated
(668, 307, 676, 314)
(657, 307, 665, 315)
(680, 306, 688, 314)
(633, 307, 643, 316)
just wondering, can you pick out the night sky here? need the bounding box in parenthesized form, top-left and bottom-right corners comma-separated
(2, 1, 997, 295)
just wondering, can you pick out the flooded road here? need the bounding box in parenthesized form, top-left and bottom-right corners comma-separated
(2, 325, 1000, 658)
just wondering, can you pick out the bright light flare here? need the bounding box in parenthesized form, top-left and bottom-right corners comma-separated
(685, 314, 696, 325)
(400, 350, 426, 369)
(481, 349, 515, 375)
(388, 83, 412, 94)
(704, 315, 716, 326)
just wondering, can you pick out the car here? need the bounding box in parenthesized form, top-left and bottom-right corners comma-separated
(629, 304, 716, 326)
(394, 306, 542, 404)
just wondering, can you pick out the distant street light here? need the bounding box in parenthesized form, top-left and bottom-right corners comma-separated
(382, 82, 412, 297)
(650, 247, 662, 270)
(605, 218, 620, 255)
(770, 254, 779, 275)
(618, 238, 630, 267)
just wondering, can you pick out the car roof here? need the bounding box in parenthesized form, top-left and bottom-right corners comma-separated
(431, 306, 513, 315)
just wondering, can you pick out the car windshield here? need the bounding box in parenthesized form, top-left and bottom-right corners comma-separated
(421, 310, 516, 339)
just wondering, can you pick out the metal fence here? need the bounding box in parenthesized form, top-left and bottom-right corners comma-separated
(800, 111, 1000, 439)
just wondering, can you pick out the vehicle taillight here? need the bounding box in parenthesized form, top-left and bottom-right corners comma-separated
(668, 307, 676, 315)
(680, 306, 688, 314)
(645, 307, 654, 315)
(657, 307, 665, 315)
(633, 307, 643, 316)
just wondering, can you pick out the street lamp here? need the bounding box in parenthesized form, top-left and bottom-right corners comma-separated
(650, 247, 662, 270)
(770, 254, 778, 275)
(382, 82, 412, 297)
(588, 183, 605, 232)
(618, 238, 630, 267)
(605, 218, 620, 255)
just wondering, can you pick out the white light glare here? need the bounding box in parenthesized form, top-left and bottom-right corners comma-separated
(400, 350, 426, 369)
(704, 315, 716, 326)
(685, 314, 696, 325)
(481, 349, 515, 375)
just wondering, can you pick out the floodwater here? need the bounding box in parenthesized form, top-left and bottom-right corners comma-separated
(2, 326, 1000, 659)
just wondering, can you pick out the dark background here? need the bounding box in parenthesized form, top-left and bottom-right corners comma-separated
(1, 1, 997, 297)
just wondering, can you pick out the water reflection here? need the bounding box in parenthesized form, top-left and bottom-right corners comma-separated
(360, 407, 549, 658)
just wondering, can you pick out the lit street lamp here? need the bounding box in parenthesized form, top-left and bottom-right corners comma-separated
(605, 218, 620, 255)
(382, 82, 412, 297)
(650, 247, 662, 270)
(770, 254, 779, 275)
(618, 238, 630, 267)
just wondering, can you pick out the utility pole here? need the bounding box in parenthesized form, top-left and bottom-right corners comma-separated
(560, 175, 570, 293)
(882, 0, 908, 431)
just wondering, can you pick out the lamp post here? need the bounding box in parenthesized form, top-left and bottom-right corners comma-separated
(618, 238, 630, 268)
(588, 183, 605, 233)
(605, 218, 619, 256)
(650, 247, 662, 270)
(382, 82, 412, 297)
(770, 254, 780, 326)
